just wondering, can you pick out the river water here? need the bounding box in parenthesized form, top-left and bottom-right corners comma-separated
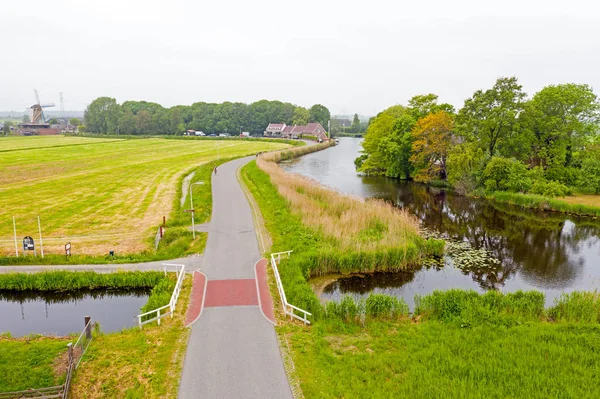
(0, 289, 150, 337)
(281, 138, 600, 308)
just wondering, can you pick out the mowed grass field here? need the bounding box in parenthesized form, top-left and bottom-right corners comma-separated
(0, 136, 289, 256)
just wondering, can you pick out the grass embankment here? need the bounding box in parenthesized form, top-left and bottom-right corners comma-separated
(0, 337, 70, 392)
(0, 270, 185, 397)
(482, 190, 600, 218)
(282, 290, 600, 398)
(70, 275, 192, 399)
(241, 144, 443, 318)
(0, 135, 290, 258)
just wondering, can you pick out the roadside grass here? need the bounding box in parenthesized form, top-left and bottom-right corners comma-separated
(70, 274, 192, 399)
(0, 135, 290, 257)
(0, 336, 70, 392)
(283, 318, 600, 399)
(482, 191, 600, 218)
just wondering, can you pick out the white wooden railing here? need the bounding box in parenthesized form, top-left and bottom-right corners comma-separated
(270, 251, 312, 324)
(137, 263, 185, 328)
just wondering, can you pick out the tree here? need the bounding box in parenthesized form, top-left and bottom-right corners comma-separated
(579, 146, 600, 194)
(47, 118, 59, 125)
(359, 105, 408, 175)
(170, 107, 183, 135)
(351, 113, 361, 132)
(410, 111, 454, 182)
(118, 109, 135, 135)
(408, 94, 455, 120)
(85, 97, 120, 134)
(69, 118, 81, 127)
(2, 121, 12, 135)
(456, 77, 526, 157)
(292, 107, 310, 125)
(135, 110, 152, 134)
(520, 83, 599, 182)
(22, 115, 30, 123)
(309, 104, 330, 128)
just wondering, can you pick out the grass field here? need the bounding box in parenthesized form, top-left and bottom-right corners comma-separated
(0, 336, 70, 392)
(0, 136, 289, 256)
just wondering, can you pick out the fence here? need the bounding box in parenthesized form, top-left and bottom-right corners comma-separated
(0, 317, 93, 399)
(270, 251, 311, 324)
(137, 263, 185, 328)
(154, 226, 164, 250)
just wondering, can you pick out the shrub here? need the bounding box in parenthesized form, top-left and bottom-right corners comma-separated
(530, 180, 571, 197)
(365, 294, 409, 319)
(483, 157, 531, 192)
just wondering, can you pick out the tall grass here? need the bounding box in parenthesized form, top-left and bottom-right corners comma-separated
(549, 291, 600, 323)
(483, 190, 600, 217)
(257, 143, 440, 254)
(0, 271, 164, 291)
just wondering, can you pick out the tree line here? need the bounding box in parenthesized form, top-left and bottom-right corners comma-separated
(356, 77, 600, 195)
(83, 98, 330, 136)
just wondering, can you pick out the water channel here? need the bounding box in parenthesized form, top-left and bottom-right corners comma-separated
(281, 138, 600, 309)
(0, 289, 150, 337)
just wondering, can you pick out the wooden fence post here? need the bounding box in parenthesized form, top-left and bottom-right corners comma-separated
(67, 343, 73, 364)
(84, 316, 91, 340)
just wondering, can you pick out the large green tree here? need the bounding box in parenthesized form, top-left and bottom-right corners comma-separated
(118, 109, 135, 135)
(292, 107, 310, 125)
(84, 97, 120, 134)
(520, 83, 599, 179)
(456, 77, 526, 157)
(309, 104, 330, 128)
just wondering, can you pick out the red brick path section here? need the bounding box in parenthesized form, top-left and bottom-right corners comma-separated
(204, 279, 259, 307)
(185, 271, 207, 325)
(185, 259, 276, 325)
(255, 258, 276, 324)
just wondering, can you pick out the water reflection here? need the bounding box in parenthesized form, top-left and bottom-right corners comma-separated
(283, 138, 600, 306)
(0, 288, 150, 337)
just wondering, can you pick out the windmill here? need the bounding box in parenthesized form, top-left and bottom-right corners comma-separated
(30, 89, 55, 124)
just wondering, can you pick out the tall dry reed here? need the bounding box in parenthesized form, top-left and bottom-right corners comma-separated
(257, 144, 422, 252)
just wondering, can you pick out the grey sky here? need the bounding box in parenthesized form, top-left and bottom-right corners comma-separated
(2, 0, 599, 115)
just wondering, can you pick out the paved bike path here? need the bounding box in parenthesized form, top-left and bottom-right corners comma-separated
(178, 157, 292, 399)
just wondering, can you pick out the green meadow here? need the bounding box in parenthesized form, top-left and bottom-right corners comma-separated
(0, 136, 289, 257)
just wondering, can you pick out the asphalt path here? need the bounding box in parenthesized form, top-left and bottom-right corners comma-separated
(0, 256, 202, 273)
(178, 156, 292, 399)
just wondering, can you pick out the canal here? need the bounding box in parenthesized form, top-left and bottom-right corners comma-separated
(281, 138, 600, 309)
(0, 288, 150, 337)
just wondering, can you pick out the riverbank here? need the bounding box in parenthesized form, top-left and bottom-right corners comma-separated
(480, 190, 600, 218)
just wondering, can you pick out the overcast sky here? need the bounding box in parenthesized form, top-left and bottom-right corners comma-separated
(2, 0, 600, 115)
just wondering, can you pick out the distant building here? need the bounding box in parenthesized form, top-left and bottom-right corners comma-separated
(332, 118, 352, 127)
(264, 123, 328, 141)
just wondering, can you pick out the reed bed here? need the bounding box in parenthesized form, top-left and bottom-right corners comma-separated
(0, 270, 164, 291)
(257, 144, 428, 253)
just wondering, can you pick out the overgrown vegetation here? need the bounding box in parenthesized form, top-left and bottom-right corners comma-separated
(357, 79, 600, 215)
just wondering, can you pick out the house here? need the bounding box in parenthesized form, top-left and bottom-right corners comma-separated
(264, 123, 286, 137)
(265, 122, 328, 141)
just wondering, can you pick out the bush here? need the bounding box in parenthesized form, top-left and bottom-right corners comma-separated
(530, 180, 571, 197)
(483, 157, 531, 192)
